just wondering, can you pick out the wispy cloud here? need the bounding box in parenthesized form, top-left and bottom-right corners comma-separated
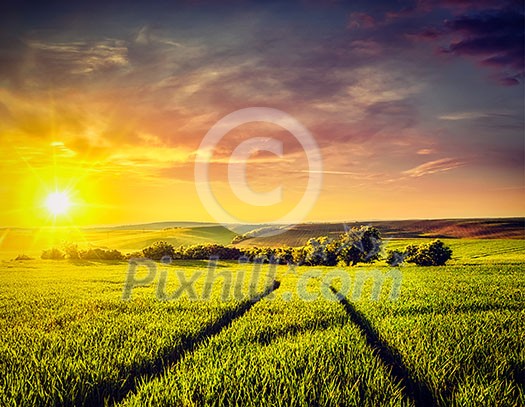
(403, 157, 465, 177)
(417, 148, 434, 155)
(27, 39, 129, 75)
(439, 111, 488, 120)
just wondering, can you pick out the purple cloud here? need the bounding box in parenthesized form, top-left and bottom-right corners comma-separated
(438, 7, 523, 85)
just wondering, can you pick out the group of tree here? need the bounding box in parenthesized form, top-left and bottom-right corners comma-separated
(40, 226, 453, 267)
(139, 225, 385, 266)
(385, 240, 453, 266)
(142, 241, 244, 261)
(41, 245, 124, 261)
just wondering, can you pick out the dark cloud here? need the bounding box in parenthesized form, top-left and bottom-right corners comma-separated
(421, 6, 524, 85)
(443, 9, 524, 85)
(350, 1, 523, 85)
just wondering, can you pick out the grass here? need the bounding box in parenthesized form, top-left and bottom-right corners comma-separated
(0, 238, 523, 406)
(383, 238, 525, 265)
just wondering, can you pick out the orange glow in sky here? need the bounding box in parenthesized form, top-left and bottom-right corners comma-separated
(0, 1, 523, 227)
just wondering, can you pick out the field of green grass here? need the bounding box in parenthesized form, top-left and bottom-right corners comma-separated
(0, 238, 523, 406)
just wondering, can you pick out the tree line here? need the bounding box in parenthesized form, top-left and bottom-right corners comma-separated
(38, 226, 453, 267)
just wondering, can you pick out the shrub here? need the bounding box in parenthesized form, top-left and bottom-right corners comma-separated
(182, 244, 243, 260)
(142, 241, 175, 261)
(292, 246, 307, 265)
(41, 248, 65, 260)
(337, 226, 382, 266)
(124, 251, 144, 261)
(15, 254, 33, 261)
(304, 236, 339, 266)
(80, 248, 124, 261)
(404, 239, 453, 266)
(274, 247, 294, 265)
(63, 243, 80, 260)
(385, 249, 405, 266)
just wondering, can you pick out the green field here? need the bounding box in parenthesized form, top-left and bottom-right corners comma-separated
(0, 237, 524, 406)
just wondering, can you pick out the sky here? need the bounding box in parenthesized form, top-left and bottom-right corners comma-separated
(0, 0, 523, 227)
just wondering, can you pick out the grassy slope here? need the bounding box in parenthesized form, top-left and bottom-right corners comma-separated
(234, 218, 525, 248)
(0, 225, 236, 260)
(0, 237, 524, 406)
(0, 259, 270, 406)
(383, 238, 525, 265)
(0, 221, 524, 405)
(120, 263, 524, 407)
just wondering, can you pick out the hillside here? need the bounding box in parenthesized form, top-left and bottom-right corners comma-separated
(233, 218, 525, 247)
(1, 218, 522, 258)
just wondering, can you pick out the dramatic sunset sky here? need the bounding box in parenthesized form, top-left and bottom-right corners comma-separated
(0, 0, 523, 227)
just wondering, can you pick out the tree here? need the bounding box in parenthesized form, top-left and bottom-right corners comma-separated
(41, 248, 65, 260)
(63, 243, 80, 260)
(274, 247, 294, 265)
(385, 249, 405, 266)
(304, 236, 339, 266)
(292, 246, 308, 265)
(404, 239, 452, 266)
(80, 248, 124, 260)
(337, 226, 382, 266)
(142, 241, 175, 261)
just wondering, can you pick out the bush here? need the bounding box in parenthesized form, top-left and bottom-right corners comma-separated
(63, 243, 80, 260)
(304, 236, 339, 266)
(274, 247, 294, 265)
(292, 246, 307, 265)
(41, 248, 65, 260)
(404, 240, 452, 266)
(242, 247, 282, 264)
(142, 241, 175, 261)
(15, 254, 33, 261)
(337, 226, 382, 266)
(385, 249, 405, 266)
(80, 248, 124, 261)
(185, 244, 243, 260)
(124, 251, 144, 261)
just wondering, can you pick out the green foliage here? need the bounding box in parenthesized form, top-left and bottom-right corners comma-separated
(404, 240, 453, 266)
(385, 249, 405, 267)
(0, 244, 524, 406)
(80, 248, 124, 261)
(304, 236, 338, 266)
(162, 226, 383, 266)
(274, 246, 294, 264)
(336, 226, 382, 266)
(41, 246, 125, 261)
(14, 254, 33, 261)
(181, 244, 243, 260)
(63, 243, 81, 260)
(255, 226, 384, 267)
(142, 241, 176, 261)
(41, 248, 65, 260)
(120, 262, 524, 407)
(124, 251, 144, 260)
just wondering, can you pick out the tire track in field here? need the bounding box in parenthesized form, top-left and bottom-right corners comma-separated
(330, 286, 437, 407)
(88, 280, 281, 406)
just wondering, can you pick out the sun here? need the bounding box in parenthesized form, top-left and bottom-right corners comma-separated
(45, 191, 71, 216)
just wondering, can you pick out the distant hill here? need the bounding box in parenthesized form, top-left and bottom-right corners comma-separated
(0, 225, 236, 255)
(91, 221, 217, 231)
(0, 218, 522, 257)
(233, 218, 525, 247)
